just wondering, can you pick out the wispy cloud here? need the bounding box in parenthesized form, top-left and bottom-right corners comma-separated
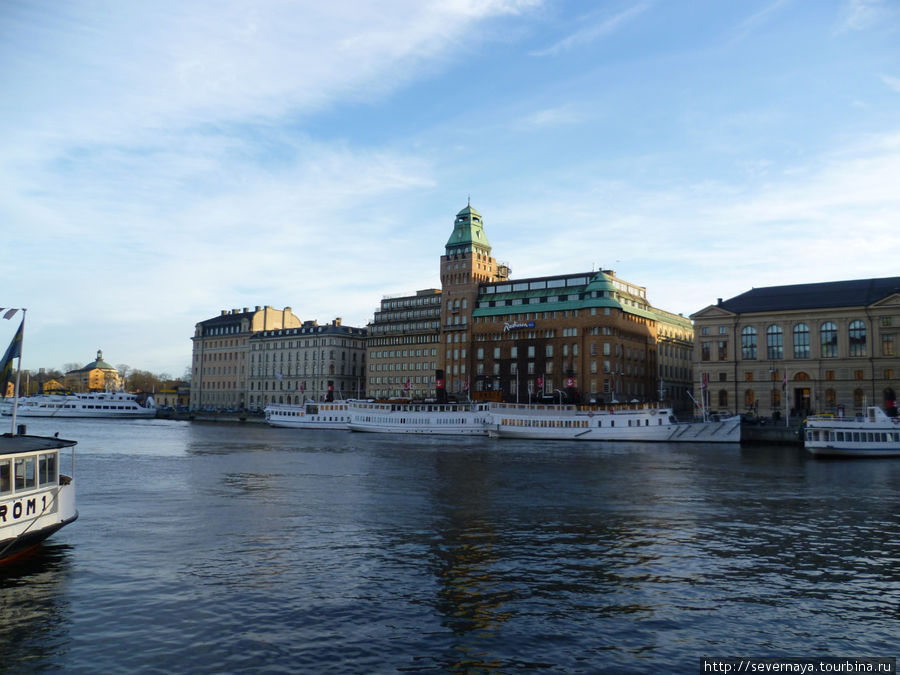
(531, 2, 651, 57)
(515, 104, 585, 129)
(882, 75, 900, 93)
(839, 0, 900, 31)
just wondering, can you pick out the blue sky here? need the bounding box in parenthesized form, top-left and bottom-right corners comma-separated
(2, 0, 899, 378)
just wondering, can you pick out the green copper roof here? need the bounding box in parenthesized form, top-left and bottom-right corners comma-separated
(445, 203, 491, 253)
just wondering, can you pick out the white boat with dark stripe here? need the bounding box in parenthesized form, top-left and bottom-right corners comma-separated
(486, 402, 741, 443)
(264, 401, 351, 430)
(0, 429, 78, 563)
(348, 400, 492, 435)
(5, 392, 156, 418)
(804, 406, 900, 457)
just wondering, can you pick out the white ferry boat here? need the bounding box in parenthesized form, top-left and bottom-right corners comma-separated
(264, 401, 351, 430)
(0, 429, 78, 563)
(348, 400, 492, 435)
(5, 392, 157, 418)
(804, 406, 900, 457)
(486, 402, 741, 443)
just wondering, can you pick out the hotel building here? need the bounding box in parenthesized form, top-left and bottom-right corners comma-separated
(365, 202, 694, 410)
(691, 277, 900, 417)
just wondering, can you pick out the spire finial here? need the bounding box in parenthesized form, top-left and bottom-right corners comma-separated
(467, 194, 470, 207)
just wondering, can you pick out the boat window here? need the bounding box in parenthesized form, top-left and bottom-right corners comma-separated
(15, 457, 36, 491)
(0, 460, 10, 495)
(39, 453, 58, 486)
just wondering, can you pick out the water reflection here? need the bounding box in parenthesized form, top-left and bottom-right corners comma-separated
(0, 543, 74, 662)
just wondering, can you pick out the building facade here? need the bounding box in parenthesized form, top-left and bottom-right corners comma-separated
(190, 306, 302, 410)
(691, 277, 900, 418)
(366, 289, 441, 400)
(248, 318, 367, 408)
(469, 270, 693, 408)
(362, 202, 694, 409)
(65, 350, 123, 392)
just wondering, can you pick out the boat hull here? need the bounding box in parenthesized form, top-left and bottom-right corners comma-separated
(487, 419, 741, 442)
(348, 401, 491, 436)
(488, 403, 741, 443)
(805, 407, 900, 458)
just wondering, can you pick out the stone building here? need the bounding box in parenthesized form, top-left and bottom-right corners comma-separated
(363, 202, 694, 410)
(190, 306, 302, 410)
(65, 350, 123, 392)
(469, 270, 693, 408)
(366, 289, 441, 400)
(691, 277, 900, 418)
(247, 318, 367, 408)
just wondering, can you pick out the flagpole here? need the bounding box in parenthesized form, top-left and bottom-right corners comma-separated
(11, 309, 25, 434)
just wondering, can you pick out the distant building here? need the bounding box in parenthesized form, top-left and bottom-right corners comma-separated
(190, 305, 302, 410)
(691, 277, 900, 417)
(363, 201, 694, 410)
(155, 382, 190, 409)
(65, 350, 123, 392)
(247, 318, 367, 408)
(366, 289, 442, 400)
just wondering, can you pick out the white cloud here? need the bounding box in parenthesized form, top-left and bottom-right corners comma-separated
(531, 2, 651, 57)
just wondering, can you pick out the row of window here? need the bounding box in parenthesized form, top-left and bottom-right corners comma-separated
(0, 453, 58, 495)
(702, 322, 893, 360)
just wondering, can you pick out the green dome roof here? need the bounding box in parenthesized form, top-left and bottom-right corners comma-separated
(445, 202, 491, 252)
(77, 349, 116, 372)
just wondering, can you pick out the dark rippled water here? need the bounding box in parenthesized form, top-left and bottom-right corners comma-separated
(1, 418, 897, 673)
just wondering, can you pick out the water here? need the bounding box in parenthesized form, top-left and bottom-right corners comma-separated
(1, 418, 897, 673)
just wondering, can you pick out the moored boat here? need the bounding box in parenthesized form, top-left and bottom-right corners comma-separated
(0, 429, 78, 563)
(804, 406, 900, 457)
(4, 391, 156, 419)
(486, 402, 741, 443)
(348, 400, 492, 435)
(264, 400, 351, 430)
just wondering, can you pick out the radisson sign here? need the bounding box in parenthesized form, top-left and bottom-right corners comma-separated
(502, 320, 535, 333)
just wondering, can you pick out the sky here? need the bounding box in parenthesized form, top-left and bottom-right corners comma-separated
(2, 0, 900, 378)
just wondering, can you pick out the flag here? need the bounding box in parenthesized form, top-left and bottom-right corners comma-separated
(782, 371, 787, 391)
(2, 308, 20, 320)
(700, 373, 708, 390)
(1, 317, 24, 384)
(405, 379, 410, 391)
(464, 377, 469, 391)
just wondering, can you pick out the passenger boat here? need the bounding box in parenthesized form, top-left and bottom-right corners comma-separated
(348, 400, 492, 435)
(0, 429, 78, 562)
(4, 391, 156, 419)
(804, 406, 900, 457)
(486, 402, 741, 443)
(264, 401, 351, 430)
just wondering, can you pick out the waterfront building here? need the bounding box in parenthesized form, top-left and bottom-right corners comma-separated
(65, 350, 123, 392)
(469, 270, 694, 409)
(691, 277, 900, 417)
(366, 289, 442, 400)
(427, 202, 694, 409)
(248, 318, 367, 408)
(190, 306, 301, 410)
(438, 203, 510, 395)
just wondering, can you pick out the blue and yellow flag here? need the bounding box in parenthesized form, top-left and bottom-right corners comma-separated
(0, 317, 24, 384)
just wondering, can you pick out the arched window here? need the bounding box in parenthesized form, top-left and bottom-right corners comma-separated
(744, 389, 755, 409)
(741, 326, 757, 360)
(794, 372, 810, 381)
(820, 322, 838, 358)
(825, 388, 836, 409)
(854, 388, 865, 410)
(718, 390, 728, 409)
(849, 320, 867, 357)
(766, 325, 783, 359)
(793, 324, 810, 359)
